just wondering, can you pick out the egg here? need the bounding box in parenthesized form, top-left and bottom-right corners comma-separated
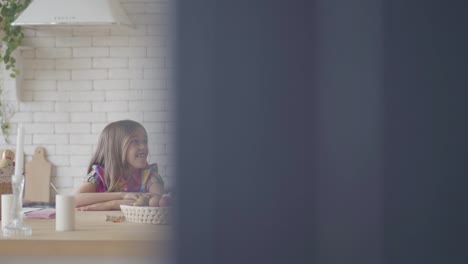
(149, 195, 160, 207)
(158, 195, 172, 207)
(133, 196, 149, 206)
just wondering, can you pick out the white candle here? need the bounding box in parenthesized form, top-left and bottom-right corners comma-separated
(56, 195, 75, 231)
(1, 194, 14, 229)
(14, 125, 24, 177)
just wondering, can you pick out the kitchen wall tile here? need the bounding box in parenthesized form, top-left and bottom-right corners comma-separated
(91, 123, 108, 134)
(122, 3, 146, 13)
(56, 37, 92, 47)
(110, 25, 147, 36)
(143, 111, 173, 122)
(23, 29, 36, 37)
(129, 100, 165, 111)
(22, 80, 57, 91)
(70, 113, 107, 123)
(69, 134, 100, 144)
(148, 155, 170, 167)
(128, 14, 168, 25)
(56, 59, 92, 70)
(129, 58, 164, 68)
(109, 69, 143, 79)
(55, 167, 86, 178)
(56, 145, 93, 155)
(35, 27, 73, 37)
(57, 81, 93, 91)
(10, 112, 33, 122)
(36, 48, 72, 58)
(73, 47, 109, 58)
(92, 58, 128, 69)
(22, 37, 56, 47)
(105, 90, 142, 101)
(129, 36, 165, 46)
(70, 156, 92, 167)
(130, 79, 166, 90)
(47, 155, 71, 166)
(93, 36, 129, 46)
(110, 47, 146, 57)
(73, 27, 110, 36)
(20, 49, 35, 59)
(144, 3, 169, 13)
(55, 123, 91, 134)
(32, 91, 70, 101)
(33, 112, 70, 122)
(142, 89, 171, 100)
(71, 69, 108, 80)
(19, 102, 55, 112)
(34, 134, 69, 144)
(148, 133, 174, 144)
(143, 68, 168, 79)
(19, 91, 33, 101)
(143, 122, 165, 133)
(23, 123, 55, 134)
(92, 101, 129, 112)
(107, 112, 144, 122)
(34, 70, 71, 80)
(55, 102, 92, 112)
(148, 144, 166, 155)
(93, 80, 130, 90)
(68, 91, 106, 101)
(21, 69, 36, 80)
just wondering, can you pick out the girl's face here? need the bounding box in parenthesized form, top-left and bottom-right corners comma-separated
(125, 127, 149, 170)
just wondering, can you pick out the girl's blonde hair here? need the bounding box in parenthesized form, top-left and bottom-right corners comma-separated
(88, 120, 147, 192)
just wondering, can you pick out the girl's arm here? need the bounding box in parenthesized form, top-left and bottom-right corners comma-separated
(75, 182, 142, 207)
(77, 199, 135, 211)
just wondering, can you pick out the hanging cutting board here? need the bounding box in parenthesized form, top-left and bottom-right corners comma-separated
(24, 147, 52, 203)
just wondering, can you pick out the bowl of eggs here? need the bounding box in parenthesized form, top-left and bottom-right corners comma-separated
(120, 193, 173, 225)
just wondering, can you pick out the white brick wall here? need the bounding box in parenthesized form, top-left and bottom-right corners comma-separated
(0, 0, 174, 194)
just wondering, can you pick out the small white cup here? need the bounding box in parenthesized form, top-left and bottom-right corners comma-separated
(1, 194, 14, 229)
(55, 194, 75, 231)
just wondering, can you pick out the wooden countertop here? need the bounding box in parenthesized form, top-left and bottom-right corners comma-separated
(0, 210, 173, 256)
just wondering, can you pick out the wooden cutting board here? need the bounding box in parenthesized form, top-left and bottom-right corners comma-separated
(24, 147, 52, 203)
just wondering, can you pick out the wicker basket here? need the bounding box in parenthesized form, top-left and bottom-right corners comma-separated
(120, 205, 171, 225)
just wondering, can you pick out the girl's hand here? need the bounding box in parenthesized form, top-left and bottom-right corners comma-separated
(121, 192, 144, 200)
(77, 199, 135, 211)
(122, 192, 155, 200)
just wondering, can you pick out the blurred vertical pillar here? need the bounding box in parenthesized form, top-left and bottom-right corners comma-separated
(173, 0, 315, 263)
(383, 1, 468, 263)
(315, 0, 384, 263)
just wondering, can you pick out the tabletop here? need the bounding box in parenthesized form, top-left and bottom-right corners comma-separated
(0, 210, 173, 256)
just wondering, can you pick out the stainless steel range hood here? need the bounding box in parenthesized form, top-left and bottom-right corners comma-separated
(12, 0, 132, 27)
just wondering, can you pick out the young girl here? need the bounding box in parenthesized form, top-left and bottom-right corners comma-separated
(75, 120, 164, 211)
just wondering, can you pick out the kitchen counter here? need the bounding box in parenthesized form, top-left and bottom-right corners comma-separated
(0, 210, 173, 256)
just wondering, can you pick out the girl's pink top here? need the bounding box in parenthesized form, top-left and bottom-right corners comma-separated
(86, 163, 164, 193)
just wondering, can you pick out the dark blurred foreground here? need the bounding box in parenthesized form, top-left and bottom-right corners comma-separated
(172, 0, 468, 264)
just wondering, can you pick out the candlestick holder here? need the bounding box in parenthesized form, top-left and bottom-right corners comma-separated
(2, 174, 32, 237)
